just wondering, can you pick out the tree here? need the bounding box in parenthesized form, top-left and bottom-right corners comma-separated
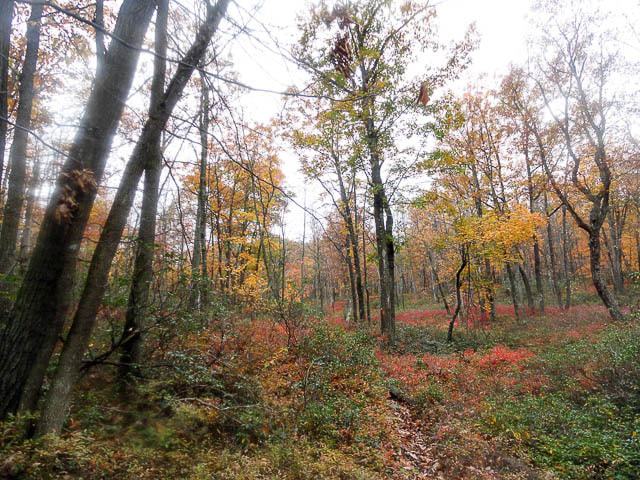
(291, 103, 366, 324)
(190, 71, 211, 309)
(534, 4, 625, 321)
(0, 0, 157, 419)
(36, 0, 231, 435)
(119, 0, 169, 383)
(295, 0, 474, 341)
(0, 0, 44, 273)
(0, 0, 14, 189)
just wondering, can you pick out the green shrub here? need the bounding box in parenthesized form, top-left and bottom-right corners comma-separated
(294, 325, 385, 442)
(483, 393, 640, 479)
(481, 324, 640, 479)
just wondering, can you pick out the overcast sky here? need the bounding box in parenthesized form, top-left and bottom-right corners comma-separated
(223, 0, 639, 240)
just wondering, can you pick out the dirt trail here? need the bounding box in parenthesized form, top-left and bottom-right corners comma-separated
(390, 399, 440, 479)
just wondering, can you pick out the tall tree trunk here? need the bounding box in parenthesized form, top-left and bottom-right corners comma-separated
(344, 233, 358, 324)
(607, 211, 624, 294)
(191, 71, 210, 309)
(94, 0, 105, 75)
(0, 0, 157, 419)
(17, 149, 40, 269)
(505, 263, 520, 321)
(384, 203, 396, 337)
(533, 238, 544, 313)
(362, 200, 371, 324)
(561, 204, 571, 309)
(518, 263, 534, 313)
(523, 136, 544, 313)
(35, 0, 230, 435)
(119, 0, 168, 383)
(368, 132, 394, 340)
(469, 161, 494, 322)
(0, 1, 43, 273)
(428, 251, 450, 314)
(334, 163, 363, 323)
(0, 0, 14, 191)
(448, 246, 467, 343)
(544, 193, 562, 307)
(588, 230, 624, 321)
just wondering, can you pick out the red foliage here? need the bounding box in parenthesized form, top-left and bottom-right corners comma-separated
(475, 345, 534, 369)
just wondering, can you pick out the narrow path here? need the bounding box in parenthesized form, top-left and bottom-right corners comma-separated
(390, 399, 440, 479)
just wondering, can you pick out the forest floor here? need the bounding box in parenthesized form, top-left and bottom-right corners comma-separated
(1, 301, 639, 479)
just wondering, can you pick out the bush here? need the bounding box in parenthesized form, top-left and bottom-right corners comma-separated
(293, 325, 386, 442)
(481, 323, 640, 479)
(483, 393, 640, 479)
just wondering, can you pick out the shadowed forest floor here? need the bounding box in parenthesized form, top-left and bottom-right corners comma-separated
(1, 302, 639, 479)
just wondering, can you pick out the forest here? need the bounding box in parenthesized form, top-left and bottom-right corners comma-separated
(0, 0, 639, 478)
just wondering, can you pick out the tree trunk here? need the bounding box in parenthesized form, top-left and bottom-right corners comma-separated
(36, 0, 229, 435)
(119, 0, 168, 383)
(561, 205, 571, 309)
(505, 263, 520, 321)
(524, 136, 544, 313)
(384, 200, 396, 340)
(588, 230, 624, 322)
(362, 202, 371, 325)
(533, 238, 544, 313)
(607, 212, 624, 294)
(17, 149, 40, 269)
(334, 163, 363, 323)
(518, 263, 534, 313)
(368, 134, 394, 340)
(191, 71, 210, 309)
(447, 247, 467, 343)
(0, 1, 43, 273)
(344, 233, 358, 324)
(0, 0, 156, 419)
(544, 193, 562, 307)
(428, 251, 450, 314)
(0, 0, 14, 190)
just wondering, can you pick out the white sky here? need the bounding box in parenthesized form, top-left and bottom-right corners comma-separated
(225, 0, 639, 240)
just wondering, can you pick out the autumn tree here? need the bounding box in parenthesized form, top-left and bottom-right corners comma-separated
(295, 0, 474, 341)
(534, 3, 626, 321)
(0, 0, 157, 419)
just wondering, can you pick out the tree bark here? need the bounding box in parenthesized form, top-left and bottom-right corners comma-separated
(0, 1, 43, 273)
(606, 210, 624, 294)
(518, 263, 534, 313)
(505, 263, 520, 321)
(543, 193, 562, 307)
(0, 0, 156, 419)
(191, 71, 210, 309)
(119, 0, 168, 383)
(344, 234, 358, 324)
(0, 0, 14, 190)
(334, 162, 363, 323)
(589, 231, 623, 321)
(561, 204, 571, 309)
(428, 251, 450, 314)
(17, 149, 40, 269)
(533, 238, 544, 313)
(447, 247, 467, 343)
(367, 126, 394, 340)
